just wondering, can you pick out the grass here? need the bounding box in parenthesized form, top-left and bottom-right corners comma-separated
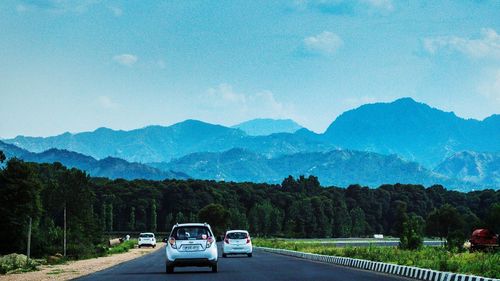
(106, 239, 138, 255)
(254, 238, 500, 279)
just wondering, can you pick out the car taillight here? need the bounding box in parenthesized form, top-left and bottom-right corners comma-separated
(224, 237, 229, 244)
(206, 236, 214, 248)
(169, 237, 177, 249)
(246, 236, 251, 244)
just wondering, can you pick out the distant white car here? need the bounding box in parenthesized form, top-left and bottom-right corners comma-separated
(165, 223, 218, 273)
(222, 230, 252, 257)
(138, 232, 156, 248)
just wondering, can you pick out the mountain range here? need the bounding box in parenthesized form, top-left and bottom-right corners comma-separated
(0, 141, 189, 181)
(2, 98, 499, 190)
(150, 148, 455, 188)
(232, 118, 303, 136)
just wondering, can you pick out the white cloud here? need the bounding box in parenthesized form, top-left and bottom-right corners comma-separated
(343, 96, 378, 108)
(113, 54, 138, 66)
(362, 0, 393, 11)
(478, 69, 500, 104)
(303, 31, 343, 57)
(108, 6, 123, 17)
(16, 0, 100, 13)
(157, 59, 166, 69)
(201, 83, 295, 123)
(423, 28, 500, 59)
(16, 4, 29, 12)
(97, 96, 119, 109)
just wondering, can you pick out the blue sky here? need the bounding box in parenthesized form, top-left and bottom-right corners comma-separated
(1, 0, 500, 138)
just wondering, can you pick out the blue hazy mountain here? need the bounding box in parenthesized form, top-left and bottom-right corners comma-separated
(434, 151, 500, 187)
(151, 148, 469, 189)
(4, 119, 332, 163)
(323, 98, 500, 167)
(231, 118, 303, 136)
(3, 98, 499, 187)
(0, 141, 188, 181)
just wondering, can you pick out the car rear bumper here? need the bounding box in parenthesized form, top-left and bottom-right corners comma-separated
(166, 258, 217, 267)
(223, 244, 252, 254)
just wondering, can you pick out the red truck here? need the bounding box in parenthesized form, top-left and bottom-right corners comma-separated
(469, 229, 499, 251)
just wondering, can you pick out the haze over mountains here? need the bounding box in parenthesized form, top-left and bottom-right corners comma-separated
(0, 141, 189, 181)
(2, 98, 499, 190)
(232, 118, 303, 136)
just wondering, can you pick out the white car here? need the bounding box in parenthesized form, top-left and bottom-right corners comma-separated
(138, 232, 156, 248)
(222, 230, 253, 257)
(165, 223, 218, 273)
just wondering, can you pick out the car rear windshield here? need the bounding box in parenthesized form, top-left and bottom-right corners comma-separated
(226, 232, 248, 239)
(172, 226, 211, 240)
(139, 233, 154, 238)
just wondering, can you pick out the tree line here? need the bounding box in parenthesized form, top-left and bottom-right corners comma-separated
(0, 153, 499, 258)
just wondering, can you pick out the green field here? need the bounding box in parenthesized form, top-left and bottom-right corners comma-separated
(253, 238, 500, 279)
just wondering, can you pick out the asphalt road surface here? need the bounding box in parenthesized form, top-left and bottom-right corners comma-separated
(76, 244, 411, 281)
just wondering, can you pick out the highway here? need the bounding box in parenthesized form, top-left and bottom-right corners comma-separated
(76, 244, 411, 281)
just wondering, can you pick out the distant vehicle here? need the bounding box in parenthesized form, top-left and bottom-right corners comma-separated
(469, 228, 499, 251)
(222, 230, 253, 258)
(138, 232, 156, 248)
(165, 223, 218, 273)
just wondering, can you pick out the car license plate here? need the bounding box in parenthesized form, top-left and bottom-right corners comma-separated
(182, 245, 200, 251)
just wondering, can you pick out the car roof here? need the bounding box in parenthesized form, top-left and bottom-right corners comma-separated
(174, 223, 211, 227)
(139, 232, 155, 235)
(226, 230, 249, 234)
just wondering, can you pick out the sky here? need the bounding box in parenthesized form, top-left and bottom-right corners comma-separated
(1, 0, 500, 138)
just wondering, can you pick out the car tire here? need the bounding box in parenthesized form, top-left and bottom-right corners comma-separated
(153, 244, 156, 248)
(222, 253, 227, 258)
(247, 253, 252, 257)
(138, 245, 142, 248)
(211, 263, 218, 273)
(166, 265, 174, 274)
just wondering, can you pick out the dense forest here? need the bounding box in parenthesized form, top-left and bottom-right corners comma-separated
(0, 152, 499, 258)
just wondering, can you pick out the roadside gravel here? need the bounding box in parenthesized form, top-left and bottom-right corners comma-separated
(0, 245, 163, 281)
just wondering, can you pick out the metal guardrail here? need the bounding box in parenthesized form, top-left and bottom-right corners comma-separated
(255, 246, 499, 281)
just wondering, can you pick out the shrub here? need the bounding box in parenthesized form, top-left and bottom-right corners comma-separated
(107, 239, 137, 255)
(0, 254, 38, 274)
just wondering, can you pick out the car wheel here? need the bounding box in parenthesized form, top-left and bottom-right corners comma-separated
(247, 253, 252, 257)
(166, 265, 174, 274)
(222, 253, 227, 258)
(138, 245, 142, 248)
(153, 244, 156, 248)
(211, 263, 218, 273)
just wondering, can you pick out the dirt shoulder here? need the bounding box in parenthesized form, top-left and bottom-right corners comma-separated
(0, 245, 164, 281)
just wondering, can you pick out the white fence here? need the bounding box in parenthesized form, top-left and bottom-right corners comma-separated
(255, 246, 499, 281)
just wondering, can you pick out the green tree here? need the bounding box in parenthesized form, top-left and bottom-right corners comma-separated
(198, 204, 230, 237)
(0, 159, 42, 254)
(175, 212, 185, 224)
(164, 213, 173, 232)
(128, 207, 136, 231)
(333, 204, 351, 237)
(400, 214, 424, 250)
(106, 204, 114, 232)
(228, 208, 248, 230)
(426, 204, 465, 249)
(391, 200, 408, 237)
(150, 200, 157, 232)
(486, 203, 500, 233)
(350, 207, 367, 237)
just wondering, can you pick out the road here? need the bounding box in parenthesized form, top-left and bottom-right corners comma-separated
(76, 244, 411, 281)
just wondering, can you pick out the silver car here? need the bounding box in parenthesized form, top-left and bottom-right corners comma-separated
(165, 223, 218, 273)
